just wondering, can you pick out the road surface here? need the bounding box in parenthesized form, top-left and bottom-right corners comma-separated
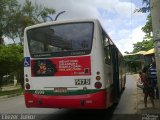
(0, 75, 139, 120)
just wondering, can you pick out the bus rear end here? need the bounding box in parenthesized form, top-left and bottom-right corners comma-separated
(24, 20, 107, 109)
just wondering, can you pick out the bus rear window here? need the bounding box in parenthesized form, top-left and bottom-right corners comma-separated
(27, 22, 93, 58)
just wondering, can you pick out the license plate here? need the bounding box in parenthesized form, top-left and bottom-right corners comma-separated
(54, 87, 67, 93)
(75, 79, 90, 85)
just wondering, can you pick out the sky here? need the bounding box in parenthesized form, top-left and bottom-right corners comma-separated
(6, 0, 148, 55)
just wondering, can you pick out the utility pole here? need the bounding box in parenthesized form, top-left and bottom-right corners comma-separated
(150, 0, 160, 97)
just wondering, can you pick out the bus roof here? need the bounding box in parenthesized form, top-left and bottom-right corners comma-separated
(24, 18, 123, 56)
(24, 18, 99, 31)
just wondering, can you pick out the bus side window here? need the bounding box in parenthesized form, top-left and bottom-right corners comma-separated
(104, 46, 111, 64)
(102, 31, 111, 65)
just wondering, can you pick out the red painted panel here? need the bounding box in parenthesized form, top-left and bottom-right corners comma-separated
(24, 90, 107, 109)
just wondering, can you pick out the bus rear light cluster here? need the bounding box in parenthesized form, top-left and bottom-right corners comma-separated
(94, 82, 102, 89)
(26, 83, 30, 90)
(96, 71, 100, 75)
(25, 74, 28, 77)
(26, 78, 29, 82)
(25, 74, 30, 89)
(96, 76, 101, 80)
(95, 71, 102, 88)
(96, 71, 101, 80)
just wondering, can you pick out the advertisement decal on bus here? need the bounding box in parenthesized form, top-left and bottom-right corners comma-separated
(31, 56, 91, 77)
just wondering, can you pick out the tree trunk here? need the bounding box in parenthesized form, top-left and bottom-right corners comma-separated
(150, 0, 160, 99)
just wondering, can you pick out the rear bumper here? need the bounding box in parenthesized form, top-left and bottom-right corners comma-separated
(24, 90, 107, 109)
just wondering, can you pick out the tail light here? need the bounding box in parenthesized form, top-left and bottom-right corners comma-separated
(25, 78, 29, 82)
(25, 74, 28, 77)
(26, 83, 30, 90)
(94, 82, 102, 89)
(96, 71, 100, 75)
(96, 71, 101, 80)
(96, 76, 101, 80)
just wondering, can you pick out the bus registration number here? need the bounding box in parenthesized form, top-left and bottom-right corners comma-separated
(75, 79, 90, 85)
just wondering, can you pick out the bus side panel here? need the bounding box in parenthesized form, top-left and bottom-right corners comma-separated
(24, 89, 108, 109)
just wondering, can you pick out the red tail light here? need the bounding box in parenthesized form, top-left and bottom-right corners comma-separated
(94, 82, 102, 89)
(26, 83, 30, 90)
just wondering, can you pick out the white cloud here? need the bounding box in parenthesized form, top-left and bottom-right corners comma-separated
(114, 1, 136, 18)
(17, 0, 148, 55)
(31, 0, 136, 20)
(130, 26, 145, 42)
(116, 26, 145, 55)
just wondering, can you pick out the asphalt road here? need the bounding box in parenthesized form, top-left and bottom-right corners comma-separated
(0, 75, 140, 120)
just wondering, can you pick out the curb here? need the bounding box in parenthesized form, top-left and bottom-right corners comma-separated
(0, 93, 23, 100)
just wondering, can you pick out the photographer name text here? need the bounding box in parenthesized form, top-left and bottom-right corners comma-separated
(1, 114, 35, 120)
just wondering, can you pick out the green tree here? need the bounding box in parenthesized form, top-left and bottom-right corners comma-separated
(1, 0, 55, 44)
(0, 0, 56, 89)
(132, 39, 153, 53)
(0, 0, 18, 44)
(142, 14, 152, 36)
(132, 0, 153, 53)
(134, 0, 150, 13)
(0, 44, 23, 88)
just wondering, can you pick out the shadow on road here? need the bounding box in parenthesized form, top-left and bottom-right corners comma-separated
(40, 105, 117, 120)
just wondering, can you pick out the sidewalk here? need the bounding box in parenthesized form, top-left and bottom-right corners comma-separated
(1, 85, 21, 91)
(0, 85, 23, 99)
(134, 74, 160, 114)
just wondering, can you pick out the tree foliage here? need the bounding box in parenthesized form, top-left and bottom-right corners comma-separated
(138, 0, 152, 37)
(134, 0, 150, 13)
(0, 0, 56, 88)
(131, 0, 153, 53)
(133, 39, 154, 53)
(0, 0, 18, 44)
(0, 44, 23, 87)
(0, 0, 55, 45)
(142, 14, 152, 36)
(0, 44, 23, 74)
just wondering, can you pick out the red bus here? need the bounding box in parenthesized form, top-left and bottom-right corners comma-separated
(24, 19, 126, 109)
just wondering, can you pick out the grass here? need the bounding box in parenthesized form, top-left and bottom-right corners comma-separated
(0, 88, 23, 96)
